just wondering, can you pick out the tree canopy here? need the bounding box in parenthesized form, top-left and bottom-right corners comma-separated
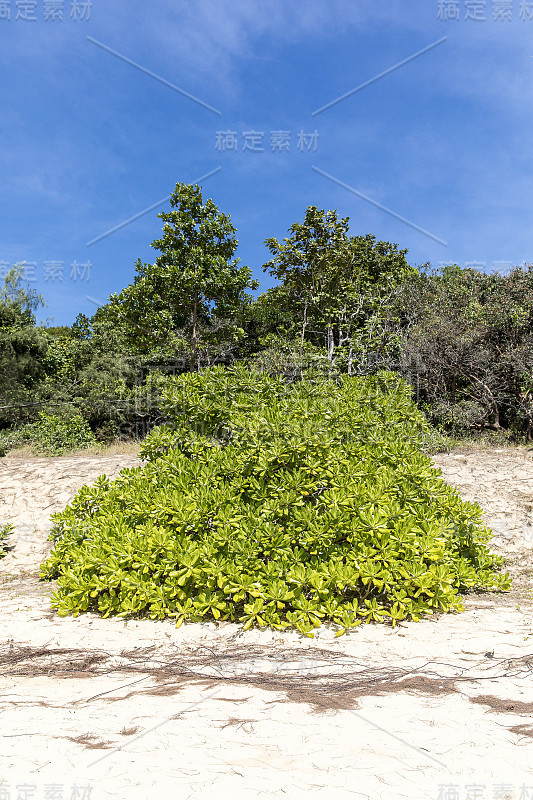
(2, 185, 533, 447)
(261, 206, 416, 373)
(0, 266, 49, 426)
(104, 182, 258, 371)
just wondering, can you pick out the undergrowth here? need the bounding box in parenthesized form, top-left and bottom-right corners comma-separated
(0, 411, 96, 457)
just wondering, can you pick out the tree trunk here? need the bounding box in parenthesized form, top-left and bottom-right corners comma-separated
(347, 345, 354, 376)
(190, 293, 198, 372)
(326, 325, 335, 362)
(300, 301, 308, 379)
(458, 370, 500, 429)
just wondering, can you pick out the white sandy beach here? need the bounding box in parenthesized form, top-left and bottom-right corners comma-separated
(1, 449, 532, 799)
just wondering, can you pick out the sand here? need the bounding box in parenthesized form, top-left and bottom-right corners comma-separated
(0, 448, 532, 799)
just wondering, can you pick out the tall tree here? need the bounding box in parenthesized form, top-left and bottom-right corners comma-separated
(0, 266, 48, 426)
(263, 206, 416, 374)
(107, 182, 258, 371)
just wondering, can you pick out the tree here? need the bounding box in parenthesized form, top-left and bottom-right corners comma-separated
(393, 264, 533, 440)
(262, 206, 416, 374)
(39, 312, 139, 440)
(106, 182, 258, 372)
(0, 266, 49, 426)
(0, 264, 44, 322)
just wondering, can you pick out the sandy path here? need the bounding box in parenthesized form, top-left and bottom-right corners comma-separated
(0, 449, 532, 799)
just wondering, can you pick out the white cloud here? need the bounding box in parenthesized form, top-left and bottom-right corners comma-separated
(93, 0, 425, 92)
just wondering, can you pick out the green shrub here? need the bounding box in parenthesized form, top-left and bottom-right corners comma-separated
(28, 411, 96, 456)
(0, 523, 14, 558)
(41, 366, 510, 635)
(428, 399, 488, 433)
(0, 411, 97, 457)
(0, 426, 32, 457)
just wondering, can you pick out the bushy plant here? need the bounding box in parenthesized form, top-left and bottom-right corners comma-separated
(41, 366, 510, 635)
(0, 426, 32, 457)
(0, 523, 14, 558)
(28, 411, 97, 456)
(428, 399, 488, 433)
(0, 410, 98, 457)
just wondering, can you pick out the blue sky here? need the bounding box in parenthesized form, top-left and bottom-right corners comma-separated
(1, 0, 533, 326)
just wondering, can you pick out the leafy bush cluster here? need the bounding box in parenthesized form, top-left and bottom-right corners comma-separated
(0, 427, 30, 457)
(41, 367, 510, 635)
(24, 411, 97, 456)
(0, 523, 14, 558)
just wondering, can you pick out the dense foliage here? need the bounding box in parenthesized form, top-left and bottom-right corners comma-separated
(0, 523, 14, 559)
(393, 264, 533, 440)
(260, 206, 415, 374)
(102, 182, 258, 372)
(0, 266, 49, 428)
(26, 412, 97, 456)
(0, 412, 96, 457)
(2, 183, 533, 451)
(41, 367, 510, 635)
